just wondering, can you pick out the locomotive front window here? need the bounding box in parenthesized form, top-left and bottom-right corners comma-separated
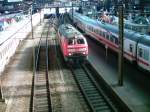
(77, 38, 85, 44)
(68, 38, 85, 45)
(68, 39, 75, 45)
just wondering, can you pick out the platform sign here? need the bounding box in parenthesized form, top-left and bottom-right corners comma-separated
(7, 0, 23, 2)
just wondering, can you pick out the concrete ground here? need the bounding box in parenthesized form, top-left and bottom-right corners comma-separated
(0, 20, 90, 112)
(87, 38, 150, 112)
(48, 28, 89, 112)
(0, 22, 45, 112)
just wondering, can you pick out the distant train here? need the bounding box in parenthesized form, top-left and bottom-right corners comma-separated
(57, 24, 88, 62)
(99, 13, 150, 34)
(69, 11, 150, 72)
(112, 17, 150, 35)
(123, 21, 150, 35)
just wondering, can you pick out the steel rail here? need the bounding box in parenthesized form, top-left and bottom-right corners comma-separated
(70, 64, 118, 112)
(45, 22, 52, 112)
(30, 19, 52, 112)
(30, 22, 46, 112)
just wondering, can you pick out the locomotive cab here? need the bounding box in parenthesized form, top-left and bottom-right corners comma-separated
(58, 24, 88, 63)
(67, 35, 88, 60)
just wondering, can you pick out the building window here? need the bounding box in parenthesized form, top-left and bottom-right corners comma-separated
(144, 49, 149, 60)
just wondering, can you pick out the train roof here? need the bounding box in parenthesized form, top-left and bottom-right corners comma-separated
(139, 35, 150, 46)
(98, 22, 141, 41)
(100, 22, 150, 44)
(74, 12, 99, 28)
(73, 12, 150, 46)
(59, 24, 81, 38)
(73, 12, 142, 42)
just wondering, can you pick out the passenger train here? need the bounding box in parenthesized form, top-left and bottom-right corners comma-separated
(69, 11, 150, 72)
(57, 24, 88, 62)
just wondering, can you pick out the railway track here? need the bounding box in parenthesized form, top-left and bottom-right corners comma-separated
(55, 13, 130, 112)
(30, 20, 52, 112)
(56, 13, 116, 112)
(70, 63, 118, 112)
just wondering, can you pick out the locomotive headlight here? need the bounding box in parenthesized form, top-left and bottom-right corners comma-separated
(79, 48, 86, 51)
(68, 49, 75, 52)
(69, 53, 72, 56)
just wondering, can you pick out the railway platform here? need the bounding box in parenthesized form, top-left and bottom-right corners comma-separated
(0, 102, 6, 112)
(0, 22, 43, 112)
(0, 18, 90, 112)
(88, 39, 150, 112)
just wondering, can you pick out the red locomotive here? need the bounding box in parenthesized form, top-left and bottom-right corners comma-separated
(57, 24, 88, 62)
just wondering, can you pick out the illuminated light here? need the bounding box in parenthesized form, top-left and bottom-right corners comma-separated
(79, 48, 86, 51)
(68, 49, 75, 52)
(69, 53, 72, 56)
(83, 52, 85, 54)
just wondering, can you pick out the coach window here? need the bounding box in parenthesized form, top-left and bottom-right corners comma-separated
(93, 28, 95, 33)
(104, 32, 106, 38)
(101, 31, 103, 37)
(94, 28, 97, 33)
(103, 32, 106, 38)
(131, 26, 134, 30)
(90, 27, 92, 31)
(100, 30, 102, 36)
(110, 35, 114, 42)
(100, 31, 102, 36)
(88, 26, 90, 30)
(115, 38, 119, 45)
(91, 27, 94, 32)
(113, 35, 117, 43)
(96, 29, 98, 34)
(106, 33, 110, 40)
(99, 30, 102, 36)
(96, 29, 99, 34)
(89, 26, 91, 30)
(129, 44, 133, 52)
(136, 27, 140, 32)
(125, 24, 129, 29)
(101, 31, 103, 36)
(94, 28, 96, 33)
(142, 27, 146, 34)
(134, 27, 137, 32)
(138, 48, 143, 58)
(93, 28, 95, 32)
(144, 49, 149, 60)
(124, 24, 126, 28)
(98, 30, 101, 35)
